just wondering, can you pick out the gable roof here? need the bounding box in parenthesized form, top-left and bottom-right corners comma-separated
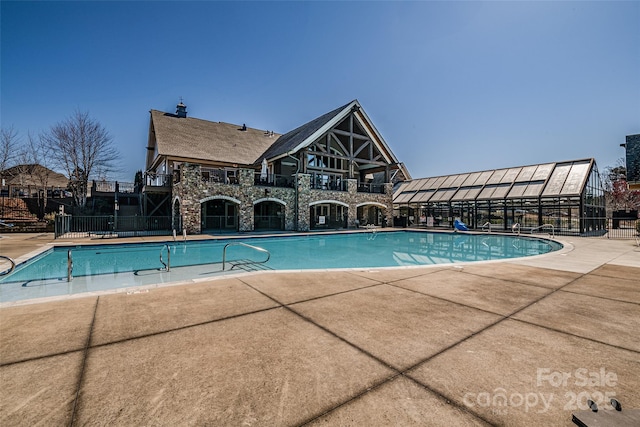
(1, 164, 69, 187)
(150, 110, 281, 166)
(259, 100, 354, 161)
(393, 158, 597, 204)
(149, 99, 404, 172)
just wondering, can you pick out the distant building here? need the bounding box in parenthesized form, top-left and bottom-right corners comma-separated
(143, 100, 410, 233)
(622, 134, 640, 190)
(393, 159, 606, 235)
(0, 164, 68, 198)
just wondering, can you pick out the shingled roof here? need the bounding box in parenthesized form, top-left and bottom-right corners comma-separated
(1, 164, 68, 187)
(149, 99, 394, 168)
(150, 110, 281, 166)
(260, 100, 355, 161)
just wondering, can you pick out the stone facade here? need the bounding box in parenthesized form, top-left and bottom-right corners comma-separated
(172, 163, 394, 234)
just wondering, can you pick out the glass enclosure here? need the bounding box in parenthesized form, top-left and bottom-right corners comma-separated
(393, 159, 606, 235)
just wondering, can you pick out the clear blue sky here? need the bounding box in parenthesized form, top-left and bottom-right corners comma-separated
(2, 1, 639, 182)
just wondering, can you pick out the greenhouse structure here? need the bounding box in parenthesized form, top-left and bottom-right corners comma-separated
(393, 158, 606, 236)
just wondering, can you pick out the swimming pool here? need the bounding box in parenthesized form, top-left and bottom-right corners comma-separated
(0, 230, 562, 303)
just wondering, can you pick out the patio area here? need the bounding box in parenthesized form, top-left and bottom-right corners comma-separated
(1, 232, 639, 426)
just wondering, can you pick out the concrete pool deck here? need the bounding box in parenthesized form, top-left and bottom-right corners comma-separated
(1, 231, 639, 426)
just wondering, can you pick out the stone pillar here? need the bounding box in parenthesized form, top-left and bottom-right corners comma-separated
(384, 183, 394, 227)
(238, 167, 254, 186)
(296, 173, 311, 231)
(178, 163, 203, 234)
(347, 179, 359, 228)
(238, 168, 255, 231)
(239, 199, 253, 232)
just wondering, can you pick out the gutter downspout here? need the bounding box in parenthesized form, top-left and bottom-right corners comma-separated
(287, 152, 301, 231)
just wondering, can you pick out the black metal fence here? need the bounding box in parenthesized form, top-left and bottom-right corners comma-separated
(54, 215, 172, 238)
(201, 215, 238, 233)
(606, 217, 639, 239)
(254, 215, 285, 230)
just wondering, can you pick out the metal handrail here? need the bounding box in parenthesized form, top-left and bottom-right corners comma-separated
(531, 224, 555, 237)
(512, 223, 521, 235)
(222, 242, 270, 271)
(481, 222, 492, 233)
(366, 224, 378, 240)
(160, 244, 171, 271)
(0, 255, 16, 276)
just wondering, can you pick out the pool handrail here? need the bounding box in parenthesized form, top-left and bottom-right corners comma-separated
(0, 255, 16, 276)
(222, 242, 270, 271)
(531, 224, 555, 237)
(512, 223, 521, 235)
(160, 244, 171, 271)
(481, 222, 492, 233)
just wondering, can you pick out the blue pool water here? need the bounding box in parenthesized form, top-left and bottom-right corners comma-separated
(0, 231, 562, 302)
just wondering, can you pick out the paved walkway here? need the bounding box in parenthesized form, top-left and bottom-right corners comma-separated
(1, 232, 639, 426)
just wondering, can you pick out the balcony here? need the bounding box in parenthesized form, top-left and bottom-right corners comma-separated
(143, 173, 172, 193)
(310, 180, 348, 191)
(202, 168, 239, 185)
(309, 172, 347, 191)
(254, 173, 294, 188)
(357, 182, 386, 194)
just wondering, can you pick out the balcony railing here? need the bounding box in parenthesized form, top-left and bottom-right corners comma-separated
(309, 172, 347, 191)
(92, 180, 136, 193)
(357, 182, 386, 194)
(202, 168, 239, 185)
(254, 173, 294, 188)
(145, 173, 172, 187)
(310, 180, 348, 191)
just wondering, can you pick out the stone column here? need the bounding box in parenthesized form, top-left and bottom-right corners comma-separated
(179, 163, 203, 234)
(238, 168, 255, 231)
(238, 167, 254, 186)
(296, 173, 311, 231)
(346, 179, 359, 228)
(384, 182, 394, 227)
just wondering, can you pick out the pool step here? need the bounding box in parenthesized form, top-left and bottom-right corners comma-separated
(230, 259, 274, 272)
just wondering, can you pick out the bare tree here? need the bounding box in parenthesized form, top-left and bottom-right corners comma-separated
(15, 133, 58, 216)
(41, 110, 119, 207)
(1, 126, 20, 173)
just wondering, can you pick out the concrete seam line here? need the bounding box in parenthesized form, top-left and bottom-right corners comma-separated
(87, 305, 281, 350)
(557, 288, 640, 307)
(69, 296, 99, 427)
(238, 279, 397, 371)
(509, 318, 640, 355)
(399, 271, 588, 374)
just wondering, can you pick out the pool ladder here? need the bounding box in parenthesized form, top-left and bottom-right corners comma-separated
(160, 244, 171, 271)
(64, 242, 269, 281)
(222, 242, 270, 271)
(531, 224, 555, 238)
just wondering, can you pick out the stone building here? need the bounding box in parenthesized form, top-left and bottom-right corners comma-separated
(622, 133, 640, 190)
(143, 100, 409, 234)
